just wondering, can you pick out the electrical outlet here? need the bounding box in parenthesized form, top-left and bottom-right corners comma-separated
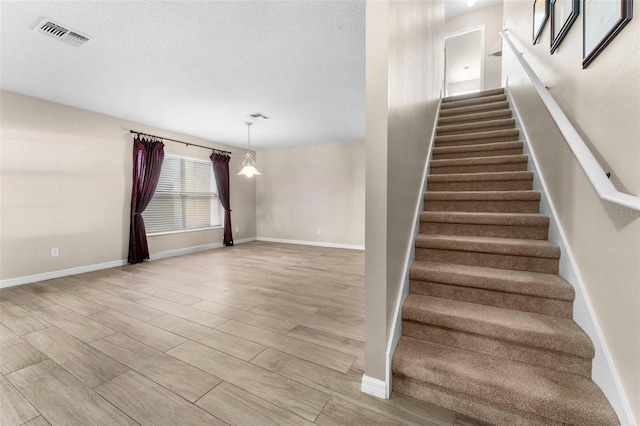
(317, 228, 322, 235)
(51, 248, 59, 257)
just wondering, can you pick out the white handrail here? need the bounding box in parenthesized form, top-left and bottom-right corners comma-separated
(500, 30, 640, 212)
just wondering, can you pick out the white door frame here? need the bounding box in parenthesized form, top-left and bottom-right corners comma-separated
(444, 24, 486, 97)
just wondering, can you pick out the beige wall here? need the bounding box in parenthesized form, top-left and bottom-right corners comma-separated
(256, 140, 365, 247)
(445, 3, 504, 91)
(0, 90, 256, 281)
(364, 0, 444, 382)
(502, 1, 639, 422)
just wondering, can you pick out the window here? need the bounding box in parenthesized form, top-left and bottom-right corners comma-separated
(143, 154, 222, 235)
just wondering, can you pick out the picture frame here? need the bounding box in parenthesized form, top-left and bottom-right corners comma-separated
(550, 0, 580, 54)
(533, 0, 550, 44)
(583, 0, 633, 68)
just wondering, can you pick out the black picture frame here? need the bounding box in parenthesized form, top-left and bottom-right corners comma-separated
(550, 0, 580, 54)
(583, 0, 633, 68)
(533, 0, 550, 44)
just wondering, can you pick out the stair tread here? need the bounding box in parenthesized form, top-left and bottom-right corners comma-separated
(425, 190, 540, 201)
(428, 171, 533, 183)
(420, 211, 548, 226)
(415, 234, 560, 258)
(439, 101, 510, 116)
(392, 337, 617, 425)
(442, 88, 505, 103)
(436, 118, 515, 134)
(438, 109, 512, 125)
(409, 261, 573, 300)
(431, 154, 528, 167)
(432, 141, 523, 154)
(436, 129, 519, 143)
(441, 94, 507, 110)
(402, 294, 593, 357)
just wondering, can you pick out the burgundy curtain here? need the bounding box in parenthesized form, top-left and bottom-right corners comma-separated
(210, 152, 233, 246)
(128, 137, 165, 264)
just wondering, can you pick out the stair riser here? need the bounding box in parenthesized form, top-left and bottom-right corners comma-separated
(437, 124, 515, 136)
(441, 95, 507, 110)
(430, 162, 528, 174)
(435, 135, 520, 148)
(409, 279, 571, 317)
(432, 148, 523, 160)
(427, 180, 533, 192)
(438, 110, 512, 126)
(443, 88, 505, 103)
(424, 199, 540, 213)
(439, 102, 510, 117)
(415, 248, 559, 273)
(393, 375, 563, 426)
(402, 320, 590, 376)
(420, 221, 548, 240)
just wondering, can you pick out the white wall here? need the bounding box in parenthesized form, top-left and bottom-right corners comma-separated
(0, 90, 256, 283)
(446, 3, 504, 91)
(502, 1, 640, 423)
(256, 140, 365, 248)
(364, 0, 444, 385)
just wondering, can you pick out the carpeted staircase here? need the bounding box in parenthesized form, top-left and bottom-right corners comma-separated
(391, 88, 620, 425)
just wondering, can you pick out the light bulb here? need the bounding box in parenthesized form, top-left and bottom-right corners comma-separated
(467, 0, 476, 6)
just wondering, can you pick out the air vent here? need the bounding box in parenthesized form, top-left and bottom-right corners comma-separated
(34, 18, 91, 48)
(249, 113, 270, 120)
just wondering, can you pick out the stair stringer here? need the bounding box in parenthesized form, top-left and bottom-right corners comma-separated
(360, 97, 443, 400)
(505, 86, 634, 425)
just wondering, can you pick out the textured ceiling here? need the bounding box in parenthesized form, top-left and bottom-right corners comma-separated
(0, 1, 365, 150)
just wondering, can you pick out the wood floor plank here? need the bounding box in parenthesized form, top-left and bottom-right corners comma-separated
(0, 301, 50, 336)
(31, 305, 114, 343)
(5, 360, 137, 426)
(196, 381, 314, 426)
(22, 416, 51, 426)
(315, 397, 404, 426)
(126, 283, 203, 306)
(0, 287, 55, 311)
(220, 289, 319, 314)
(87, 280, 150, 301)
(216, 320, 356, 373)
(91, 333, 220, 402)
(24, 327, 128, 388)
(174, 286, 259, 310)
(285, 325, 364, 358)
(191, 300, 296, 334)
(36, 290, 109, 316)
(149, 314, 265, 361)
(167, 340, 330, 422)
(0, 374, 39, 426)
(0, 323, 22, 347)
(88, 309, 187, 352)
(85, 293, 164, 321)
(96, 370, 225, 425)
(136, 296, 227, 328)
(0, 340, 48, 375)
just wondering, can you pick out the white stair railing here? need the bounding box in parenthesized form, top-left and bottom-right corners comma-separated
(500, 30, 640, 212)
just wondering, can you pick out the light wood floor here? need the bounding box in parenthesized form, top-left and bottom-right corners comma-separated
(1, 241, 483, 426)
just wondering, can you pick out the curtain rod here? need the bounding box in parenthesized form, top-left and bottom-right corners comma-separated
(129, 130, 232, 155)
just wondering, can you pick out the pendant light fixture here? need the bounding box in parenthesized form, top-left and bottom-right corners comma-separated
(237, 122, 261, 178)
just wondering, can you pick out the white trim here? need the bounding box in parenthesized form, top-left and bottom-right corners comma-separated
(505, 87, 636, 426)
(360, 374, 388, 399)
(256, 237, 364, 251)
(0, 259, 127, 288)
(383, 98, 442, 398)
(500, 30, 640, 212)
(0, 237, 258, 289)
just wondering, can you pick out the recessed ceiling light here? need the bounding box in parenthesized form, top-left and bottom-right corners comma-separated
(467, 0, 476, 6)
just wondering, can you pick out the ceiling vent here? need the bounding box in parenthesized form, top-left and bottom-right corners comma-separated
(249, 113, 270, 120)
(33, 18, 91, 48)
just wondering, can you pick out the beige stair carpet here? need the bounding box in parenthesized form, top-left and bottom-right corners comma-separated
(391, 88, 619, 425)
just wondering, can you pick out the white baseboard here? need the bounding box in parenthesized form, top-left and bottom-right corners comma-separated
(0, 259, 127, 288)
(256, 237, 364, 250)
(360, 374, 388, 399)
(507, 87, 635, 426)
(0, 237, 258, 289)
